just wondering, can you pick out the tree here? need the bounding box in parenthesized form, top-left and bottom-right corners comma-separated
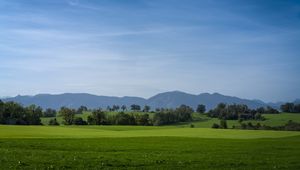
(130, 104, 141, 111)
(0, 101, 44, 125)
(59, 107, 76, 125)
(265, 106, 279, 114)
(153, 112, 164, 126)
(196, 104, 206, 113)
(175, 105, 193, 122)
(87, 109, 107, 125)
(114, 112, 136, 125)
(77, 106, 88, 114)
(43, 108, 57, 117)
(106, 106, 112, 111)
(25, 105, 43, 125)
(143, 105, 150, 112)
(152, 105, 194, 126)
(112, 105, 120, 111)
(121, 105, 127, 111)
(256, 107, 266, 114)
(208, 103, 266, 121)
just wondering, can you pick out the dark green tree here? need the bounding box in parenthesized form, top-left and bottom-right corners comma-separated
(87, 109, 107, 125)
(77, 106, 88, 114)
(25, 105, 43, 125)
(143, 105, 150, 112)
(196, 104, 206, 113)
(131, 104, 141, 111)
(43, 108, 57, 117)
(121, 105, 127, 111)
(112, 105, 120, 111)
(59, 107, 75, 125)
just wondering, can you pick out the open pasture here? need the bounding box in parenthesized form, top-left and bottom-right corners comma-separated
(0, 125, 300, 169)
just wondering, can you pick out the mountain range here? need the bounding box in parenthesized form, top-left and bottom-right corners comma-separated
(1, 91, 299, 110)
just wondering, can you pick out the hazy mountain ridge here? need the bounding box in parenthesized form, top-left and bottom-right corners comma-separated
(1, 91, 295, 110)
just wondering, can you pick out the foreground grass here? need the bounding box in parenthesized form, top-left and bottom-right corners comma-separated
(8, 113, 300, 169)
(0, 136, 299, 169)
(0, 125, 300, 169)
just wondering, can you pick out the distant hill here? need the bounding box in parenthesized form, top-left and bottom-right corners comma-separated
(2, 93, 146, 110)
(147, 91, 267, 110)
(1, 91, 276, 110)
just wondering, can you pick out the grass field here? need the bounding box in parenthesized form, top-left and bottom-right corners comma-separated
(0, 125, 300, 169)
(2, 113, 300, 169)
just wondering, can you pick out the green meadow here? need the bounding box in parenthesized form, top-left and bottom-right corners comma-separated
(1, 113, 300, 169)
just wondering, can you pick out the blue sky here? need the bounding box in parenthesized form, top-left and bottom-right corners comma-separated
(0, 0, 299, 102)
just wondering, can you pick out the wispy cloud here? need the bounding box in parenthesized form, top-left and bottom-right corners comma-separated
(66, 0, 105, 11)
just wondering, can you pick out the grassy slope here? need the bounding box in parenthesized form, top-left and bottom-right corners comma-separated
(188, 113, 300, 128)
(1, 125, 300, 139)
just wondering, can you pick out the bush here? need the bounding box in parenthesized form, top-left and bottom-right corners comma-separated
(43, 108, 57, 117)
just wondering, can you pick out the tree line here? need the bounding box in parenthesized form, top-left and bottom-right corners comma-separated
(55, 104, 194, 126)
(207, 103, 278, 121)
(0, 100, 42, 125)
(3, 99, 298, 127)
